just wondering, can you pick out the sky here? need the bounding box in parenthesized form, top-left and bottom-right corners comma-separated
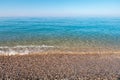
(0, 0, 120, 17)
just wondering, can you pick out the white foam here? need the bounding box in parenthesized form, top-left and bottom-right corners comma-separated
(0, 45, 55, 55)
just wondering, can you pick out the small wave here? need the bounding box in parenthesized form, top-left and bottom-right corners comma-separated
(0, 45, 55, 55)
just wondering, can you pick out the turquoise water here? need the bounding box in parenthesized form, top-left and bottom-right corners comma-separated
(0, 17, 120, 54)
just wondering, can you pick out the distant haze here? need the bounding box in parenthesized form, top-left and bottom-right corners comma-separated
(0, 0, 120, 17)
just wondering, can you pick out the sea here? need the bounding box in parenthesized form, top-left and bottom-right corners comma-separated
(0, 17, 120, 55)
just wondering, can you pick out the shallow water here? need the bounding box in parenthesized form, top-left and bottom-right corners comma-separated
(0, 17, 120, 54)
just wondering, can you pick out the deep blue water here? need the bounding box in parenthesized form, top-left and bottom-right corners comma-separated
(0, 17, 120, 54)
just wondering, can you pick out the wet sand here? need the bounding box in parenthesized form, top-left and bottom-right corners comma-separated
(0, 53, 120, 80)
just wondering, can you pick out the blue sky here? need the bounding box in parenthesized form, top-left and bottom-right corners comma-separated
(0, 0, 120, 17)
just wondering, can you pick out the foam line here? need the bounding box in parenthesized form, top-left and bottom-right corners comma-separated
(0, 45, 55, 55)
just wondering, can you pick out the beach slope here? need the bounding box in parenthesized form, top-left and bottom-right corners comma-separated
(0, 53, 120, 80)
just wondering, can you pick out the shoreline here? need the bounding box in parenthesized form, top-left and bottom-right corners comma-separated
(0, 46, 120, 56)
(1, 50, 120, 56)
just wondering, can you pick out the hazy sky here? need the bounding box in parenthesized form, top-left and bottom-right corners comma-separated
(0, 0, 120, 17)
